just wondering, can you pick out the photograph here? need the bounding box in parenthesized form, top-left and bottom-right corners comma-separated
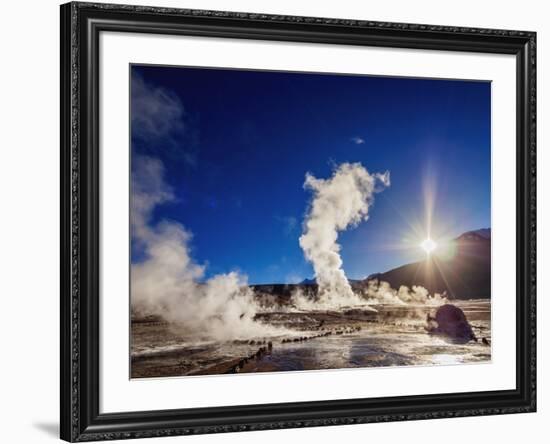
(130, 64, 492, 379)
(56, 2, 537, 441)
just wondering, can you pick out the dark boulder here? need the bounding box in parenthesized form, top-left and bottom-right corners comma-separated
(427, 304, 477, 343)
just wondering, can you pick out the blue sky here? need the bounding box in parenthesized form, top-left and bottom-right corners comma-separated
(130, 64, 491, 284)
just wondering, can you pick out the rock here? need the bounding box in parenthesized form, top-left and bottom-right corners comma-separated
(427, 304, 477, 343)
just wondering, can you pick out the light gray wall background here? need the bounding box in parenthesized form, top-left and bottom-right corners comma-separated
(0, 0, 547, 442)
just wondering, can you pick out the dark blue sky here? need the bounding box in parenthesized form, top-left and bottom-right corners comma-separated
(131, 64, 491, 284)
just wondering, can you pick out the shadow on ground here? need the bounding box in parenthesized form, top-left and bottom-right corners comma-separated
(32, 422, 58, 438)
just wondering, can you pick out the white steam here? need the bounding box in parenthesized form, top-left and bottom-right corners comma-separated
(130, 155, 282, 341)
(289, 280, 446, 312)
(361, 280, 447, 306)
(298, 162, 390, 308)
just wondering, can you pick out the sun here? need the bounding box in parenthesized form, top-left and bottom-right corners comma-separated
(420, 238, 437, 255)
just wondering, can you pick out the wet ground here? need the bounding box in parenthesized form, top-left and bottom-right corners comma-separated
(131, 300, 491, 378)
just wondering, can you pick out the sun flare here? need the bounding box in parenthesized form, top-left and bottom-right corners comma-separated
(420, 238, 437, 254)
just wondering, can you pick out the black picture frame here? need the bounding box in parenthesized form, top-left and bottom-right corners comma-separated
(60, 2, 537, 442)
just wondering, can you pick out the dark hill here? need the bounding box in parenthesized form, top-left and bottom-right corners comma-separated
(367, 229, 491, 299)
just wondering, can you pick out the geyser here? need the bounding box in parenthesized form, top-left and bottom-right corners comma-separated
(299, 162, 390, 307)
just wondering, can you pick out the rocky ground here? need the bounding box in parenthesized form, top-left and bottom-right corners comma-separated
(131, 300, 491, 378)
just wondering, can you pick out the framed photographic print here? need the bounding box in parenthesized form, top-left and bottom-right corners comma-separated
(60, 2, 536, 442)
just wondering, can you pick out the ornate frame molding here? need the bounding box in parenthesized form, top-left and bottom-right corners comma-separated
(60, 2, 536, 441)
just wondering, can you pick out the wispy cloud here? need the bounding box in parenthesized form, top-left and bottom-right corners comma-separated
(275, 215, 298, 236)
(351, 136, 366, 145)
(131, 71, 198, 166)
(131, 74, 186, 141)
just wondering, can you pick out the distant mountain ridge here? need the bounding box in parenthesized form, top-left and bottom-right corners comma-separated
(264, 228, 491, 300)
(299, 278, 363, 285)
(456, 228, 491, 241)
(472, 228, 491, 239)
(365, 228, 491, 299)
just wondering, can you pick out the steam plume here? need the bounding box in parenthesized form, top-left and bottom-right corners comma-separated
(288, 280, 447, 311)
(299, 162, 390, 307)
(130, 155, 281, 341)
(361, 280, 447, 306)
